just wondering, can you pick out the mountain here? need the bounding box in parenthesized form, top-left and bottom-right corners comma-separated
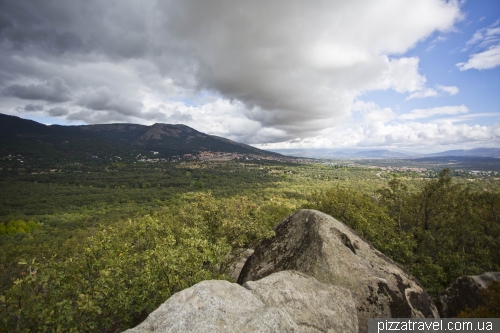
(351, 150, 409, 158)
(267, 149, 344, 159)
(271, 147, 500, 159)
(425, 148, 500, 158)
(269, 148, 410, 159)
(0, 113, 280, 160)
(75, 122, 275, 156)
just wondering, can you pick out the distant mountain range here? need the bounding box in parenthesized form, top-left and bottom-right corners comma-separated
(425, 148, 500, 157)
(269, 149, 413, 159)
(0, 113, 280, 160)
(270, 148, 500, 159)
(2, 113, 499, 162)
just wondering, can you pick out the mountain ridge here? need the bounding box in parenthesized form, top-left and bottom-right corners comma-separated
(0, 113, 281, 160)
(270, 148, 500, 159)
(2, 113, 499, 161)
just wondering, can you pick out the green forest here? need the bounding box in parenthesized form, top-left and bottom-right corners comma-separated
(1, 160, 499, 332)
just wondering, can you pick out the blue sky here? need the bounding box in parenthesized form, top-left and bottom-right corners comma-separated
(0, 0, 499, 153)
(362, 0, 500, 128)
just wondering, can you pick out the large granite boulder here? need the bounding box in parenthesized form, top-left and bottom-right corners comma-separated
(238, 209, 439, 333)
(244, 270, 358, 333)
(125, 270, 357, 333)
(437, 272, 500, 318)
(124, 279, 299, 333)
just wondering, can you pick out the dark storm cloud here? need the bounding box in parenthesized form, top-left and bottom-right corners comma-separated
(0, 0, 463, 145)
(0, 1, 85, 54)
(3, 77, 71, 102)
(21, 103, 44, 112)
(77, 87, 143, 116)
(77, 87, 114, 111)
(66, 110, 133, 124)
(47, 106, 69, 116)
(147, 107, 193, 124)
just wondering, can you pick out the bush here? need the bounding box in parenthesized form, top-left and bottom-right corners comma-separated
(0, 213, 230, 332)
(0, 220, 42, 235)
(0, 193, 281, 332)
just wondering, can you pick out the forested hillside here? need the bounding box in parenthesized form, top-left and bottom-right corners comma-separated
(0, 113, 281, 160)
(0, 160, 499, 332)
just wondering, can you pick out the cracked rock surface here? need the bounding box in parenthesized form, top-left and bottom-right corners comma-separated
(244, 270, 358, 333)
(238, 209, 439, 333)
(125, 271, 357, 333)
(124, 279, 299, 333)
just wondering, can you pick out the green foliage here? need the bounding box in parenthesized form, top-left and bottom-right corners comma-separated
(0, 192, 287, 332)
(377, 169, 500, 296)
(0, 160, 499, 331)
(404, 170, 499, 295)
(1, 212, 231, 332)
(306, 169, 500, 297)
(193, 193, 275, 248)
(376, 176, 408, 231)
(0, 220, 41, 235)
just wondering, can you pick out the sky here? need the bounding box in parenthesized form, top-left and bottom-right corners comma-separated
(0, 0, 499, 153)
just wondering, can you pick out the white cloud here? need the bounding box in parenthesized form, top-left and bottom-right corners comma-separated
(352, 100, 397, 124)
(400, 105, 469, 120)
(352, 100, 380, 113)
(434, 112, 499, 124)
(365, 108, 397, 124)
(459, 19, 500, 70)
(357, 122, 497, 148)
(376, 57, 427, 93)
(436, 85, 459, 95)
(457, 45, 500, 70)
(406, 88, 439, 100)
(465, 31, 486, 47)
(406, 85, 459, 100)
(254, 121, 500, 152)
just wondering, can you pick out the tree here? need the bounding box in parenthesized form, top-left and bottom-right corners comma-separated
(1, 213, 231, 332)
(377, 176, 408, 231)
(393, 169, 500, 296)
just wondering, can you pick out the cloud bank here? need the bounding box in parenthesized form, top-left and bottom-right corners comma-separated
(3, 0, 494, 151)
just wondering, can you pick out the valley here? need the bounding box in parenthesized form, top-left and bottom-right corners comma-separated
(0, 115, 499, 331)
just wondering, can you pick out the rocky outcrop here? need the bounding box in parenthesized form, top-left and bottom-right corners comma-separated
(437, 272, 500, 318)
(238, 209, 439, 333)
(124, 279, 299, 333)
(125, 270, 357, 333)
(125, 209, 440, 333)
(244, 271, 358, 333)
